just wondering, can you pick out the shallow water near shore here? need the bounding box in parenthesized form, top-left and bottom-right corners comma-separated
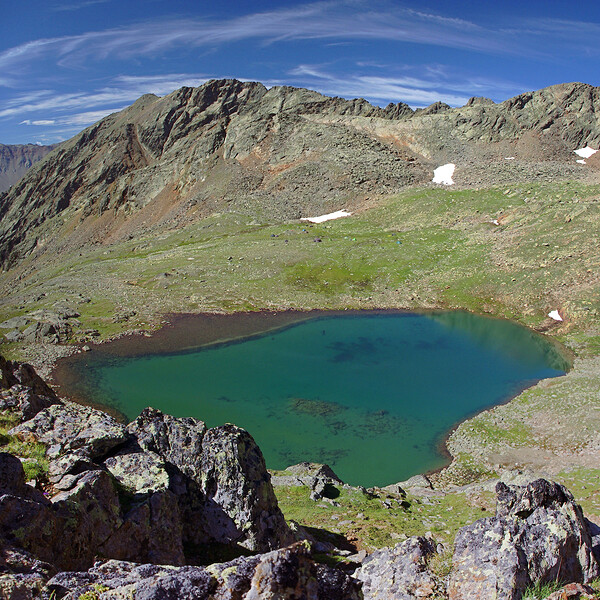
(57, 311, 568, 487)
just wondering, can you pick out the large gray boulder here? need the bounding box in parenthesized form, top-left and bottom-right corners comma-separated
(45, 542, 362, 599)
(126, 409, 293, 552)
(0, 545, 55, 600)
(127, 407, 206, 480)
(10, 402, 127, 459)
(0, 384, 61, 421)
(448, 479, 600, 600)
(0, 355, 58, 399)
(98, 490, 186, 566)
(199, 423, 294, 552)
(354, 536, 444, 599)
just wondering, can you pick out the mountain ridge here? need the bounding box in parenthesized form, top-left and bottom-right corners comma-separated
(0, 79, 599, 269)
(0, 143, 57, 193)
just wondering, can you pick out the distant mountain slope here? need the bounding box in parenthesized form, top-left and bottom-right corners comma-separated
(0, 143, 57, 193)
(0, 79, 598, 269)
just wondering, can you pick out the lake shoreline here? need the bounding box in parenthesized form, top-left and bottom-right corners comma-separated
(49, 308, 569, 488)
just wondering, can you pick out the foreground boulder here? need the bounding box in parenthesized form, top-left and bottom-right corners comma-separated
(45, 542, 362, 600)
(448, 479, 600, 600)
(199, 423, 294, 551)
(0, 355, 60, 421)
(3, 395, 292, 571)
(10, 402, 128, 460)
(355, 536, 445, 599)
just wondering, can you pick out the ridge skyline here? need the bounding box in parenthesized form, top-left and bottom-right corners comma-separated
(2, 0, 599, 145)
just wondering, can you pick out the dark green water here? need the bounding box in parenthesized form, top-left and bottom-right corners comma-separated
(63, 312, 568, 486)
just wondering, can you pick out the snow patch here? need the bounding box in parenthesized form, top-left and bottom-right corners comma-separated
(548, 310, 563, 322)
(574, 146, 598, 159)
(576, 159, 586, 165)
(432, 163, 455, 185)
(301, 210, 352, 224)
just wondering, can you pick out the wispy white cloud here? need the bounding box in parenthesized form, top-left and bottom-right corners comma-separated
(0, 2, 560, 76)
(289, 65, 470, 106)
(0, 73, 207, 120)
(20, 119, 57, 126)
(287, 64, 523, 107)
(52, 0, 111, 11)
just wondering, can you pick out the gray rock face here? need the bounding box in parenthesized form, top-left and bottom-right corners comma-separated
(448, 479, 600, 600)
(99, 490, 186, 566)
(10, 402, 127, 459)
(0, 545, 55, 600)
(104, 450, 170, 495)
(200, 424, 293, 552)
(1, 376, 292, 570)
(355, 536, 444, 599)
(0, 143, 56, 193)
(0, 385, 60, 421)
(127, 407, 206, 479)
(46, 542, 362, 600)
(0, 453, 48, 504)
(0, 355, 58, 400)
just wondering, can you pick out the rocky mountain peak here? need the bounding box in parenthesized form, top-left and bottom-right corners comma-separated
(0, 79, 599, 271)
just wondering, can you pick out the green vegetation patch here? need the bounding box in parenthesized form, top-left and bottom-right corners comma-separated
(274, 484, 494, 551)
(0, 410, 48, 481)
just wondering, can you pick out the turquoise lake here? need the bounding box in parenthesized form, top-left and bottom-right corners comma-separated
(61, 311, 568, 487)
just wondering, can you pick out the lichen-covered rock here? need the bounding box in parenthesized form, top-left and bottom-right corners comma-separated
(0, 545, 56, 600)
(0, 494, 58, 567)
(354, 536, 444, 599)
(99, 490, 185, 566)
(47, 449, 101, 489)
(270, 462, 343, 501)
(542, 582, 598, 600)
(0, 452, 28, 496)
(0, 385, 60, 421)
(51, 470, 123, 570)
(200, 424, 293, 552)
(448, 479, 600, 600)
(10, 402, 127, 459)
(0, 572, 47, 600)
(271, 462, 343, 487)
(44, 543, 362, 600)
(104, 450, 170, 495)
(127, 408, 206, 480)
(0, 355, 58, 400)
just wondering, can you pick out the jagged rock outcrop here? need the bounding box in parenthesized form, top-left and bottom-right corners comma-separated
(448, 479, 600, 600)
(45, 542, 362, 600)
(355, 536, 444, 599)
(199, 423, 294, 551)
(11, 403, 128, 460)
(0, 143, 57, 193)
(3, 391, 292, 573)
(0, 355, 60, 420)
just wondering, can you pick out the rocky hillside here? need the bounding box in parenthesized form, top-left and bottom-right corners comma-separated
(0, 143, 56, 193)
(0, 80, 598, 269)
(2, 356, 600, 599)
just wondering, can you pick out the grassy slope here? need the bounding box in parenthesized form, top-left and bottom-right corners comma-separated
(1, 179, 600, 550)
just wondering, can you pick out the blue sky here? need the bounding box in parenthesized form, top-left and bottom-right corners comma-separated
(2, 0, 599, 145)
